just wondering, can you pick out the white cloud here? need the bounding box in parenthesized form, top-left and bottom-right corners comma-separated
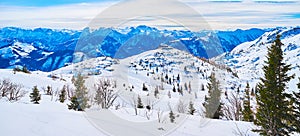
(0, 0, 299, 30)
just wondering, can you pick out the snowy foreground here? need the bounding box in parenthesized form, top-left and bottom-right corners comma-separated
(0, 61, 257, 136)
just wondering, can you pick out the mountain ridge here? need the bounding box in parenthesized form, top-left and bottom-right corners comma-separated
(0, 26, 266, 71)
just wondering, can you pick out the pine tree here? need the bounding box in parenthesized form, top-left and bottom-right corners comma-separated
(254, 35, 295, 135)
(68, 96, 79, 110)
(188, 81, 192, 93)
(242, 82, 253, 122)
(169, 110, 175, 123)
(142, 83, 148, 91)
(46, 85, 52, 95)
(178, 86, 183, 96)
(184, 82, 188, 90)
(203, 72, 223, 119)
(168, 91, 171, 98)
(59, 85, 67, 103)
(177, 74, 180, 82)
(154, 86, 159, 98)
(30, 86, 41, 104)
(69, 73, 90, 111)
(22, 66, 30, 73)
(251, 88, 255, 97)
(291, 78, 300, 133)
(172, 85, 176, 92)
(201, 84, 205, 91)
(188, 101, 196, 115)
(137, 95, 144, 108)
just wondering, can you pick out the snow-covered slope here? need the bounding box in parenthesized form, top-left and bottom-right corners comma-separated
(0, 44, 261, 136)
(218, 26, 300, 92)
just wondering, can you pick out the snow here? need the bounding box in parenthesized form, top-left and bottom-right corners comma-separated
(218, 27, 300, 93)
(1, 26, 300, 135)
(0, 45, 258, 136)
(0, 97, 104, 136)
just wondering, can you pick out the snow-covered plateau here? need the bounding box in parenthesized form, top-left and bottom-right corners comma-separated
(1, 26, 300, 136)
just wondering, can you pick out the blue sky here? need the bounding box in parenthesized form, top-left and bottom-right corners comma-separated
(0, 0, 108, 6)
(0, 0, 299, 30)
(0, 0, 297, 6)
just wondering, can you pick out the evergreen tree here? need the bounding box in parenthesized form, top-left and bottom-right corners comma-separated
(251, 88, 255, 97)
(188, 81, 192, 93)
(178, 86, 183, 96)
(188, 101, 196, 115)
(22, 66, 30, 73)
(172, 85, 176, 92)
(254, 35, 294, 135)
(291, 78, 300, 133)
(68, 96, 79, 110)
(184, 82, 188, 90)
(165, 74, 168, 81)
(203, 72, 223, 119)
(142, 83, 148, 91)
(243, 82, 253, 122)
(177, 74, 180, 82)
(46, 85, 52, 95)
(59, 85, 67, 103)
(154, 86, 159, 98)
(169, 110, 175, 123)
(30, 86, 41, 104)
(137, 95, 144, 108)
(168, 91, 171, 98)
(201, 84, 205, 91)
(69, 73, 90, 111)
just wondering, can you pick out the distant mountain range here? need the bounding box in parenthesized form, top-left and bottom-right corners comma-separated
(0, 25, 266, 71)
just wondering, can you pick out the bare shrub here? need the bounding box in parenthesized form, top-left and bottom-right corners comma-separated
(94, 79, 118, 109)
(223, 92, 243, 121)
(176, 100, 187, 113)
(0, 79, 26, 102)
(0, 79, 11, 97)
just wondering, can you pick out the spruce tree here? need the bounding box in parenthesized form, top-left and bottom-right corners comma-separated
(68, 96, 79, 110)
(254, 35, 294, 135)
(242, 82, 253, 122)
(203, 72, 223, 119)
(172, 85, 176, 92)
(201, 84, 205, 91)
(30, 86, 41, 104)
(137, 95, 144, 108)
(69, 73, 90, 111)
(188, 101, 196, 115)
(46, 85, 52, 95)
(142, 83, 148, 91)
(154, 86, 159, 98)
(291, 78, 300, 133)
(59, 85, 67, 103)
(169, 110, 175, 123)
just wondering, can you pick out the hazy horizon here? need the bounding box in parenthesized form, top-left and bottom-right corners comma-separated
(0, 0, 299, 30)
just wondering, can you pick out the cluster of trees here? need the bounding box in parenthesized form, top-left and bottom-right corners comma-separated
(13, 66, 30, 74)
(26, 73, 118, 112)
(68, 74, 118, 111)
(202, 35, 300, 135)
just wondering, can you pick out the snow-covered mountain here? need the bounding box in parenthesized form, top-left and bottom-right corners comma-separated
(0, 26, 265, 71)
(1, 26, 300, 136)
(1, 44, 256, 136)
(217, 26, 300, 92)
